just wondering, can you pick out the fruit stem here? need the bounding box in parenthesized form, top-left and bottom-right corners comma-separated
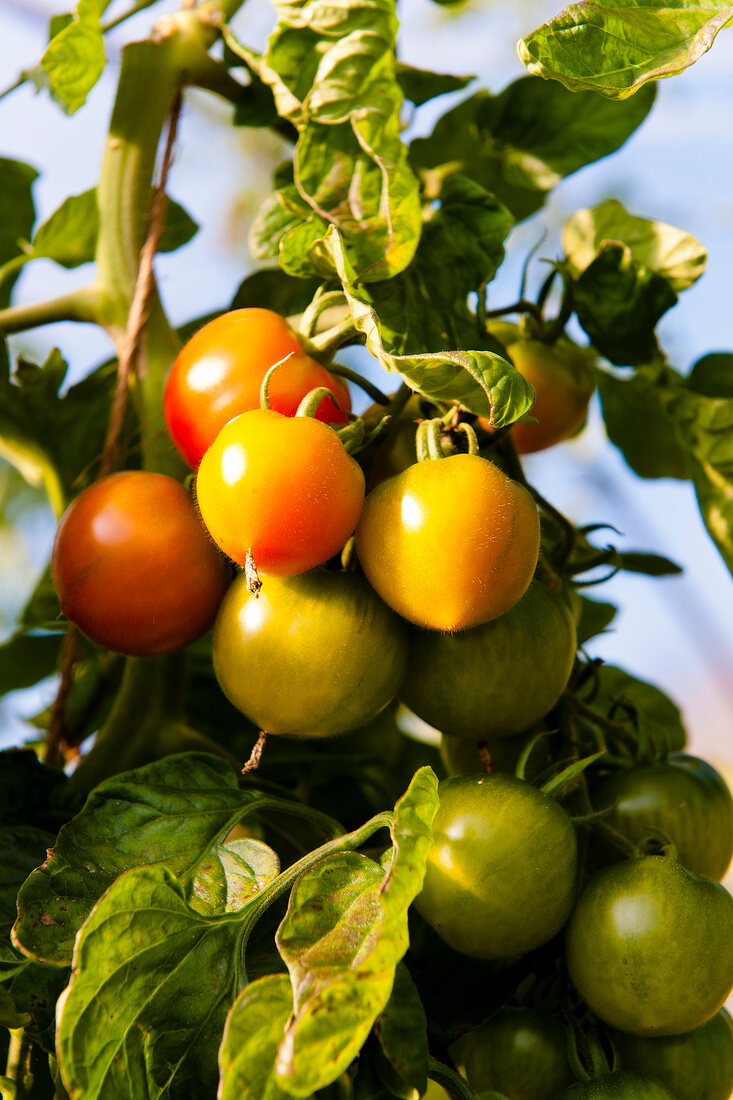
(426, 1057, 479, 1100)
(327, 363, 390, 405)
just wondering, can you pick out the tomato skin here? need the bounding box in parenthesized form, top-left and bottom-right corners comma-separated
(558, 1072, 676, 1099)
(565, 854, 733, 1036)
(212, 570, 408, 737)
(51, 472, 230, 656)
(355, 454, 540, 632)
(402, 583, 576, 739)
(196, 409, 365, 574)
(415, 774, 578, 959)
(591, 754, 733, 880)
(613, 1008, 733, 1100)
(462, 1008, 574, 1099)
(164, 308, 350, 468)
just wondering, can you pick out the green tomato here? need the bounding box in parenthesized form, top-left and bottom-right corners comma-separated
(415, 773, 578, 959)
(565, 854, 733, 1036)
(558, 1072, 676, 1099)
(440, 729, 552, 781)
(613, 1008, 733, 1100)
(401, 583, 576, 739)
(212, 570, 408, 737)
(462, 1008, 574, 1099)
(591, 754, 733, 880)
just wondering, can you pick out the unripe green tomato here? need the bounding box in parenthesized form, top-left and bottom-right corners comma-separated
(565, 854, 733, 1036)
(355, 453, 540, 632)
(212, 571, 408, 737)
(401, 583, 576, 739)
(558, 1072, 676, 1099)
(612, 1008, 733, 1100)
(440, 729, 552, 781)
(415, 773, 578, 959)
(591, 754, 733, 880)
(462, 1008, 574, 1099)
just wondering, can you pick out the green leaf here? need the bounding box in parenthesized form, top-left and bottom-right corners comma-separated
(617, 551, 682, 575)
(12, 753, 274, 967)
(373, 963, 428, 1099)
(564, 200, 706, 292)
(230, 269, 321, 317)
(158, 198, 199, 254)
(410, 79, 654, 221)
(7, 962, 69, 1052)
(576, 596, 618, 646)
(219, 974, 295, 1100)
(573, 242, 677, 366)
(687, 352, 733, 397)
(273, 767, 439, 1096)
(0, 632, 62, 697)
(250, 0, 422, 281)
(0, 158, 37, 308)
(395, 63, 473, 106)
(592, 665, 687, 758)
(56, 865, 239, 1100)
(324, 228, 534, 425)
(188, 836, 280, 917)
(518, 0, 733, 100)
(0, 749, 70, 832)
(35, 0, 108, 115)
(0, 984, 30, 1029)
(596, 366, 690, 478)
(689, 455, 733, 573)
(0, 826, 55, 982)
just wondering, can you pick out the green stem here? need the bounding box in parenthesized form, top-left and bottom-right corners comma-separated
(0, 253, 30, 291)
(328, 363, 390, 405)
(4, 1031, 31, 1100)
(101, 0, 159, 32)
(427, 1057, 479, 1100)
(308, 315, 360, 360)
(0, 286, 102, 335)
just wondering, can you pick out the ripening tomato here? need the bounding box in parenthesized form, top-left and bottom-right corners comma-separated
(415, 773, 578, 959)
(462, 1008, 574, 1099)
(590, 754, 733, 880)
(613, 1008, 733, 1100)
(196, 409, 365, 574)
(164, 308, 350, 468)
(558, 1072, 676, 1099)
(565, 853, 733, 1036)
(212, 570, 408, 737)
(51, 472, 230, 656)
(479, 338, 595, 454)
(355, 454, 540, 632)
(401, 582, 576, 739)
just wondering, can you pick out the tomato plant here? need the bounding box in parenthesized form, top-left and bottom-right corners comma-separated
(51, 471, 230, 656)
(164, 308, 350, 468)
(461, 1007, 574, 1099)
(590, 753, 733, 879)
(212, 569, 408, 736)
(612, 1008, 733, 1100)
(355, 454, 540, 632)
(196, 408, 365, 573)
(565, 852, 733, 1035)
(415, 774, 578, 959)
(1, 0, 733, 1096)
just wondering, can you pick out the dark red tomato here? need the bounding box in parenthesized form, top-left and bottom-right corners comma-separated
(196, 409, 365, 574)
(415, 773, 578, 959)
(164, 308, 350, 468)
(613, 1007, 733, 1100)
(591, 754, 733, 880)
(212, 570, 408, 737)
(462, 1008, 574, 1099)
(565, 854, 733, 1036)
(51, 472, 230, 656)
(558, 1072, 676, 1098)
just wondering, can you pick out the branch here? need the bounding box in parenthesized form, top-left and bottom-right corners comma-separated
(0, 286, 101, 335)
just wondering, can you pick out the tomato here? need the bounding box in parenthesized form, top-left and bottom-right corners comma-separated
(196, 409, 365, 574)
(164, 308, 350, 468)
(565, 853, 733, 1036)
(51, 471, 230, 656)
(479, 338, 595, 454)
(211, 570, 408, 737)
(613, 1008, 733, 1100)
(557, 1072, 676, 1099)
(590, 754, 733, 880)
(415, 773, 578, 959)
(440, 728, 553, 781)
(355, 454, 540, 632)
(461, 1007, 574, 1099)
(402, 583, 576, 739)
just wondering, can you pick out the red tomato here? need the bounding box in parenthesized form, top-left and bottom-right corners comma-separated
(51, 472, 231, 656)
(164, 308, 351, 468)
(195, 409, 365, 574)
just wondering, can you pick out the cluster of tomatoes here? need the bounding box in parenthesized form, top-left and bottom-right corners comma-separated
(50, 307, 733, 1098)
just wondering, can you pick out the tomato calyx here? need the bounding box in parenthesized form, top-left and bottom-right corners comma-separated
(416, 415, 480, 461)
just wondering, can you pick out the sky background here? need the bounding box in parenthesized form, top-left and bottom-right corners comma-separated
(1, 0, 732, 787)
